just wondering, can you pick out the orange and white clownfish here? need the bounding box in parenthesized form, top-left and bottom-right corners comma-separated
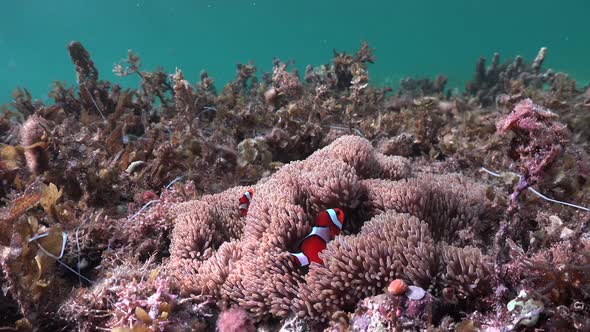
(290, 208, 345, 267)
(239, 189, 254, 216)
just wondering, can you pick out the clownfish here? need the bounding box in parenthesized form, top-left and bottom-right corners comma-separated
(239, 189, 254, 216)
(290, 208, 345, 267)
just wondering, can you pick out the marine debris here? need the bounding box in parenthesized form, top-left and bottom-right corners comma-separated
(0, 41, 589, 331)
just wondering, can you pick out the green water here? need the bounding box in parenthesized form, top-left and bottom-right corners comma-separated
(2, 0, 589, 105)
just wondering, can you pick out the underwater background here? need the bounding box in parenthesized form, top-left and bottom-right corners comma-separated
(4, 1, 590, 331)
(1, 0, 589, 105)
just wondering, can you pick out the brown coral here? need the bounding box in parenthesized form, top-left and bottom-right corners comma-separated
(166, 135, 498, 322)
(465, 47, 554, 106)
(21, 115, 50, 175)
(67, 41, 99, 86)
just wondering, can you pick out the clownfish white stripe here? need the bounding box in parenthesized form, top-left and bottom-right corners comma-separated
(291, 252, 309, 267)
(327, 209, 342, 230)
(244, 191, 252, 202)
(304, 226, 331, 243)
(239, 203, 249, 210)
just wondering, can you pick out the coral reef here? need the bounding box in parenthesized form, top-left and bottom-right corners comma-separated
(0, 40, 589, 331)
(465, 47, 555, 106)
(398, 75, 448, 98)
(349, 288, 434, 331)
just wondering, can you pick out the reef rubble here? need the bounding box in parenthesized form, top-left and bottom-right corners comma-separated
(0, 42, 589, 331)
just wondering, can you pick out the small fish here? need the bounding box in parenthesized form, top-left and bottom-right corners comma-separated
(291, 208, 345, 267)
(239, 189, 254, 216)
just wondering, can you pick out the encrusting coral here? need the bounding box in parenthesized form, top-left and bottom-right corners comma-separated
(216, 307, 256, 332)
(166, 135, 499, 324)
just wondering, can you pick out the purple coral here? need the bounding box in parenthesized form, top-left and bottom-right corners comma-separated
(216, 307, 256, 332)
(496, 98, 569, 210)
